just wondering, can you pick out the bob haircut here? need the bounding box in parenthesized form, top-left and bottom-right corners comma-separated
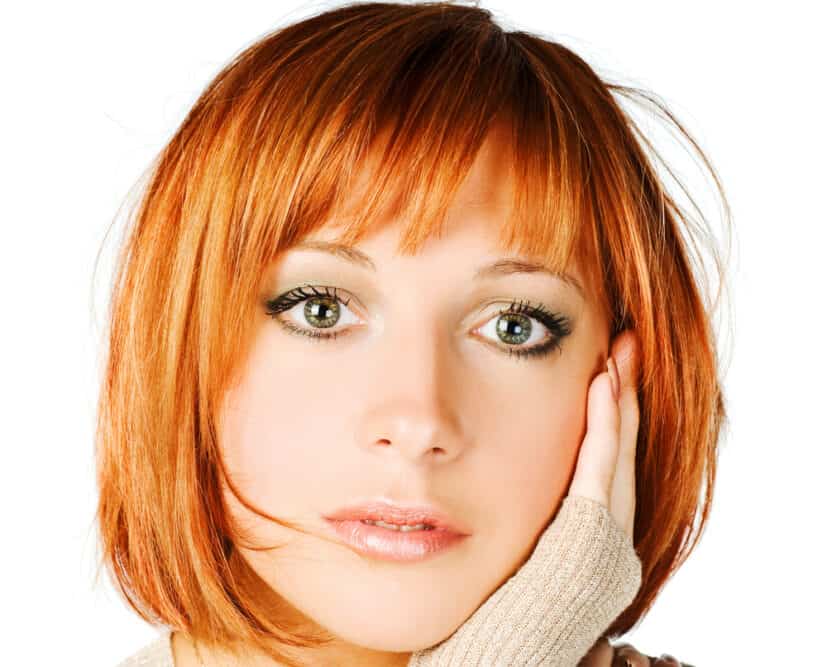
(93, 1, 732, 664)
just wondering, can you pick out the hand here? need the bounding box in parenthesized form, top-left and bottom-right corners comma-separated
(408, 330, 643, 666)
(568, 328, 641, 541)
(578, 637, 690, 667)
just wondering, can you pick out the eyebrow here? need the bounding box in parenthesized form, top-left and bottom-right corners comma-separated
(294, 240, 584, 298)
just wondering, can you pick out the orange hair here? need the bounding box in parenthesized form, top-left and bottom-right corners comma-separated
(93, 2, 732, 663)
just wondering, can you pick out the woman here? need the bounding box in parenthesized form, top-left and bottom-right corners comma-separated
(97, 2, 728, 665)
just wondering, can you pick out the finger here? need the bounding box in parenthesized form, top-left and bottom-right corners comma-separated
(608, 329, 641, 537)
(577, 636, 614, 666)
(614, 644, 651, 667)
(568, 361, 621, 507)
(612, 657, 650, 667)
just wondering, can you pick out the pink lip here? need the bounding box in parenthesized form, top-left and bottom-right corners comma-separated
(322, 498, 471, 562)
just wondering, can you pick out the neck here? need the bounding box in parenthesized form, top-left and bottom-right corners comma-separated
(172, 631, 412, 667)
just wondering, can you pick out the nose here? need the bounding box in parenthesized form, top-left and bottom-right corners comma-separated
(353, 322, 467, 467)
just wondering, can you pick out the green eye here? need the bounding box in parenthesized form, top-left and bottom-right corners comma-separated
(473, 299, 571, 360)
(264, 287, 572, 359)
(303, 296, 340, 329)
(495, 312, 532, 345)
(264, 284, 356, 341)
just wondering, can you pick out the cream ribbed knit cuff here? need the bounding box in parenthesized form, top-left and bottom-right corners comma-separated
(407, 494, 642, 667)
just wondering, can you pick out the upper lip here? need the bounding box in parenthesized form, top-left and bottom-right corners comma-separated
(323, 498, 470, 535)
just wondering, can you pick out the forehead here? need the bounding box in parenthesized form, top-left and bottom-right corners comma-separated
(268, 114, 604, 314)
(292, 121, 592, 297)
(441, 120, 516, 214)
(333, 119, 516, 231)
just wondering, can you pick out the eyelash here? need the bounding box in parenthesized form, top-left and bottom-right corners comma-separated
(263, 284, 572, 361)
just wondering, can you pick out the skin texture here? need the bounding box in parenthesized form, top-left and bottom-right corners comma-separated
(180, 124, 636, 666)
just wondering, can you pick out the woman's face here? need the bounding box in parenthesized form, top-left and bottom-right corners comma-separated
(218, 126, 611, 662)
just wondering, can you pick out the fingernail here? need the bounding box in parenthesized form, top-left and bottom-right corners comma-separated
(607, 356, 620, 402)
(611, 655, 632, 667)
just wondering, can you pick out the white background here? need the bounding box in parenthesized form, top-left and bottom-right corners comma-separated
(2, 1, 824, 664)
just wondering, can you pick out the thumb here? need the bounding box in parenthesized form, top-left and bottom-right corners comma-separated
(567, 360, 621, 507)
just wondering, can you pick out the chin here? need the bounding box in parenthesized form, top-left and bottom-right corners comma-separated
(308, 593, 473, 652)
(331, 623, 457, 653)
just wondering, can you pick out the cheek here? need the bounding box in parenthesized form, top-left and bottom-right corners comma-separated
(474, 379, 588, 577)
(491, 392, 584, 513)
(217, 340, 348, 539)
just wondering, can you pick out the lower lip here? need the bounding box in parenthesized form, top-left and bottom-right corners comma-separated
(324, 519, 468, 562)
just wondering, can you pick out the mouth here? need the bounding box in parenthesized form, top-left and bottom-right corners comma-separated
(322, 497, 471, 562)
(358, 518, 437, 531)
(323, 518, 469, 562)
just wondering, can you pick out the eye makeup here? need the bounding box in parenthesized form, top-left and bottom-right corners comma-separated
(263, 284, 573, 361)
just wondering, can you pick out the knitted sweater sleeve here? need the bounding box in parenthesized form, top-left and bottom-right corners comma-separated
(406, 494, 642, 667)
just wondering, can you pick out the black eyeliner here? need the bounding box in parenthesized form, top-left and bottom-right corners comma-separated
(264, 286, 573, 360)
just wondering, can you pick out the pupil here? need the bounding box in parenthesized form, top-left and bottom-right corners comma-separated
(304, 297, 339, 328)
(496, 313, 531, 344)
